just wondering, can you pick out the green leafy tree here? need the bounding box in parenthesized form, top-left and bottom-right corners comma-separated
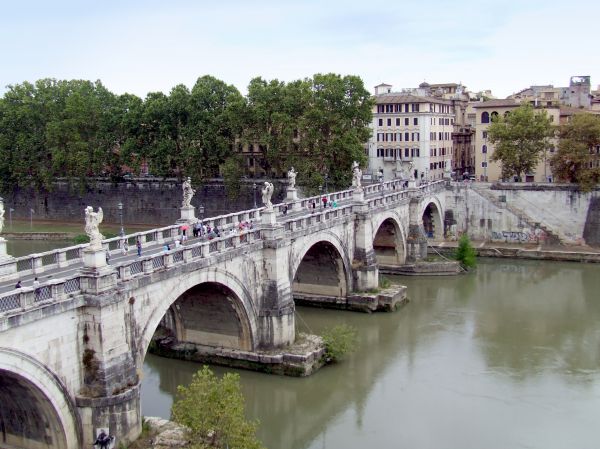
(321, 324, 358, 363)
(455, 234, 477, 269)
(488, 104, 554, 181)
(171, 366, 264, 449)
(550, 113, 600, 191)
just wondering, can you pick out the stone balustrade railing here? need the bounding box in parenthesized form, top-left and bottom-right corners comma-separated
(0, 228, 263, 318)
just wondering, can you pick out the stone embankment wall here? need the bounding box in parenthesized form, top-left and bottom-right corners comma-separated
(445, 182, 600, 247)
(2, 178, 288, 226)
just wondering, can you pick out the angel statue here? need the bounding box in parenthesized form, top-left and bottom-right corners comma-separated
(0, 200, 4, 234)
(351, 161, 363, 189)
(262, 182, 274, 210)
(85, 206, 104, 250)
(287, 167, 297, 189)
(182, 177, 195, 208)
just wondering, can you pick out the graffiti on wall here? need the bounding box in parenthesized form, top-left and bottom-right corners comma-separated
(491, 229, 547, 243)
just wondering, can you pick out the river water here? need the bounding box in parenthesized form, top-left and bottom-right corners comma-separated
(141, 258, 600, 449)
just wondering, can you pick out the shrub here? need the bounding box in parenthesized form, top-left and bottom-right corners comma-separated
(455, 234, 477, 269)
(321, 324, 358, 363)
(171, 366, 264, 449)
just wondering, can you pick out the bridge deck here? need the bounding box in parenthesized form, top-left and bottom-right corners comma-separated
(0, 181, 444, 306)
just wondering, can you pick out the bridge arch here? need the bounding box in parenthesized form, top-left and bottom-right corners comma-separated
(372, 213, 407, 267)
(0, 348, 81, 449)
(139, 267, 259, 363)
(420, 198, 444, 240)
(290, 231, 352, 299)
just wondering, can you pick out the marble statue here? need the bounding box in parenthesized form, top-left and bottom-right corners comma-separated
(352, 161, 362, 189)
(262, 182, 274, 209)
(85, 206, 104, 250)
(287, 167, 297, 189)
(182, 177, 195, 208)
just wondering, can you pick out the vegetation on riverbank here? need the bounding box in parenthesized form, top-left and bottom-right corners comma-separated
(0, 74, 373, 194)
(171, 366, 264, 449)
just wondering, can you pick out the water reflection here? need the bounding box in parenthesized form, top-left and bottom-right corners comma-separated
(142, 259, 600, 449)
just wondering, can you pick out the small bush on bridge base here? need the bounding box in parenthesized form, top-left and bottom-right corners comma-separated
(322, 324, 358, 363)
(455, 235, 477, 269)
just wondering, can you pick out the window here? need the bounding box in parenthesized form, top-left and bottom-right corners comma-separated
(414, 117, 418, 126)
(398, 133, 402, 142)
(405, 148, 409, 158)
(378, 118, 383, 126)
(387, 118, 392, 126)
(377, 148, 384, 157)
(482, 131, 488, 139)
(481, 111, 490, 123)
(482, 161, 488, 168)
(396, 118, 400, 126)
(404, 104, 409, 113)
(482, 145, 487, 154)
(405, 117, 409, 126)
(491, 111, 499, 121)
(405, 132, 409, 141)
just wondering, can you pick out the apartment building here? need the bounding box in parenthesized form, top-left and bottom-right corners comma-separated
(508, 76, 592, 109)
(470, 99, 560, 182)
(368, 83, 456, 182)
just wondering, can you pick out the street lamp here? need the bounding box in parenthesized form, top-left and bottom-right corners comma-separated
(117, 202, 125, 238)
(9, 208, 14, 229)
(483, 136, 488, 182)
(197, 204, 204, 221)
(319, 185, 323, 209)
(30, 209, 34, 230)
(325, 174, 329, 194)
(379, 170, 384, 198)
(252, 183, 257, 208)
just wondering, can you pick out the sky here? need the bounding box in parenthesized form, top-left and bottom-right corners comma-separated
(1, 0, 598, 99)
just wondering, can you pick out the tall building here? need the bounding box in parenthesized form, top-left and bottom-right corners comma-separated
(368, 83, 458, 182)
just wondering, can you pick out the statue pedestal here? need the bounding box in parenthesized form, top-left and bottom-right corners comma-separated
(352, 188, 364, 202)
(179, 206, 196, 223)
(261, 208, 277, 226)
(0, 237, 16, 277)
(286, 188, 298, 203)
(408, 179, 417, 189)
(83, 247, 108, 270)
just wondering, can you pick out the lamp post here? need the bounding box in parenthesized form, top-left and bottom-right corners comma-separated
(29, 209, 34, 230)
(379, 170, 384, 198)
(325, 174, 329, 194)
(252, 183, 257, 208)
(9, 208, 14, 229)
(319, 185, 323, 209)
(117, 202, 125, 238)
(197, 204, 204, 221)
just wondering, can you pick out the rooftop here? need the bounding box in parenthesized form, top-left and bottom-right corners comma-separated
(374, 93, 453, 105)
(472, 99, 519, 109)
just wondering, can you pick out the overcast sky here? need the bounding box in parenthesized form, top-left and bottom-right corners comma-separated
(1, 0, 597, 99)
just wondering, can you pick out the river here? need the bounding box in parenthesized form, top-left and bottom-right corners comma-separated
(140, 258, 600, 449)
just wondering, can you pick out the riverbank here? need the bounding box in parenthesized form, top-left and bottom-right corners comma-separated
(431, 241, 600, 263)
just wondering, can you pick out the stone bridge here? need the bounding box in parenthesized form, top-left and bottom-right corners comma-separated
(0, 180, 446, 448)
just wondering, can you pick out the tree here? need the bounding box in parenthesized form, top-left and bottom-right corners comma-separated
(550, 113, 600, 191)
(488, 104, 554, 181)
(171, 366, 264, 449)
(455, 234, 477, 269)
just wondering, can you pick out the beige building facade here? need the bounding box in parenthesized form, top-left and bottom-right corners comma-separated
(471, 100, 559, 182)
(368, 83, 457, 182)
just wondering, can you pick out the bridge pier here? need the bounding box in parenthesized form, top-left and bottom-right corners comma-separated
(406, 197, 428, 262)
(352, 200, 379, 291)
(258, 212, 295, 349)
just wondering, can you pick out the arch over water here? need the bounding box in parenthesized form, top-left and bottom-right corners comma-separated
(290, 233, 351, 299)
(421, 200, 444, 240)
(139, 268, 258, 362)
(0, 348, 81, 449)
(372, 216, 406, 267)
